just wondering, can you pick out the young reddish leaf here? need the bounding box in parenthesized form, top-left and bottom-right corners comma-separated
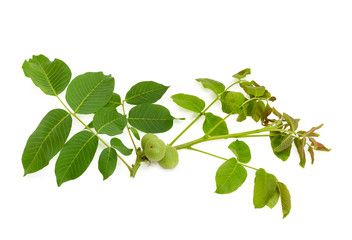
(308, 146, 315, 164)
(309, 138, 331, 151)
(261, 103, 273, 125)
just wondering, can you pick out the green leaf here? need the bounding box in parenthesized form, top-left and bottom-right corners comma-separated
(171, 93, 205, 113)
(220, 91, 247, 114)
(22, 55, 71, 96)
(283, 113, 299, 131)
(240, 81, 266, 97)
(215, 158, 247, 194)
(111, 138, 133, 156)
(98, 147, 118, 180)
(125, 81, 169, 105)
(86, 121, 94, 130)
(253, 168, 278, 208)
(22, 109, 72, 175)
(66, 72, 114, 114)
(104, 93, 121, 108)
(232, 68, 251, 79)
(270, 132, 292, 161)
(228, 140, 251, 163)
(274, 134, 294, 152)
(266, 187, 280, 209)
(277, 182, 291, 218)
(93, 107, 127, 136)
(251, 101, 265, 122)
(203, 112, 229, 136)
(195, 78, 225, 95)
(130, 127, 140, 140)
(128, 103, 174, 133)
(294, 138, 306, 168)
(55, 131, 98, 186)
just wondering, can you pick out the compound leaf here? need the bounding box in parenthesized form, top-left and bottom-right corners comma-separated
(253, 168, 278, 208)
(55, 131, 98, 186)
(203, 112, 229, 136)
(196, 78, 225, 95)
(125, 81, 169, 105)
(215, 158, 247, 194)
(22, 109, 72, 175)
(66, 72, 114, 114)
(111, 138, 133, 156)
(128, 103, 174, 133)
(93, 107, 127, 136)
(228, 140, 251, 163)
(98, 147, 118, 180)
(171, 93, 205, 113)
(22, 55, 71, 96)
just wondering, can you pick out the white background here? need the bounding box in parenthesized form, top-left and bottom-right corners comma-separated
(0, 0, 350, 239)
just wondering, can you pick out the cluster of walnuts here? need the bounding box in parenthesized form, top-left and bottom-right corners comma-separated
(141, 134, 179, 169)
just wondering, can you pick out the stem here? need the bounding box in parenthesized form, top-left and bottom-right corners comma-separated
(56, 95, 132, 171)
(169, 81, 241, 146)
(174, 127, 294, 150)
(187, 147, 258, 171)
(122, 100, 138, 152)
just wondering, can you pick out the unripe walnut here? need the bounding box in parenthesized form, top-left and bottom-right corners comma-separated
(141, 133, 159, 149)
(144, 138, 166, 162)
(158, 145, 179, 169)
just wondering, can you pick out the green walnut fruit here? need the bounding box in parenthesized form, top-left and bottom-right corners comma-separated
(144, 138, 166, 162)
(141, 133, 159, 149)
(158, 145, 179, 169)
